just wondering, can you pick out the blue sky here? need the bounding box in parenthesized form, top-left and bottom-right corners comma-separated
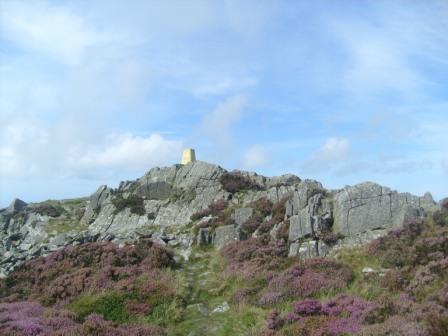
(0, 0, 447, 206)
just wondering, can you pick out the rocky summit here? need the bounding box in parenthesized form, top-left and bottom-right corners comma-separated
(1, 161, 448, 336)
(0, 161, 439, 276)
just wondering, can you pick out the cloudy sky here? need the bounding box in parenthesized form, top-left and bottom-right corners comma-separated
(1, 0, 447, 206)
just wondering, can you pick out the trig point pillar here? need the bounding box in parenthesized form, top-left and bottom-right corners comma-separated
(181, 148, 196, 165)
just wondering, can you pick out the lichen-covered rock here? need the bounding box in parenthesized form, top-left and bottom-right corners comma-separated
(288, 193, 332, 242)
(213, 225, 238, 249)
(332, 182, 428, 236)
(232, 207, 253, 226)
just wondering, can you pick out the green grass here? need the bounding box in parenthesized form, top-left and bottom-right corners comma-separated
(69, 292, 131, 323)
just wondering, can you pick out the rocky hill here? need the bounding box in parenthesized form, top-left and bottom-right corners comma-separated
(0, 161, 439, 276)
(1, 161, 447, 336)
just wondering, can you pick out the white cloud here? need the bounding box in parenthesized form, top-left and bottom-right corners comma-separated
(0, 117, 181, 180)
(200, 94, 247, 151)
(68, 133, 182, 172)
(0, 121, 49, 176)
(242, 144, 268, 170)
(300, 137, 350, 173)
(0, 1, 104, 66)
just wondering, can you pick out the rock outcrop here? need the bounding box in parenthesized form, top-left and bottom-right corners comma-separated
(0, 161, 440, 275)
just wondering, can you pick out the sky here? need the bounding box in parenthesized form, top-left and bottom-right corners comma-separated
(0, 0, 447, 207)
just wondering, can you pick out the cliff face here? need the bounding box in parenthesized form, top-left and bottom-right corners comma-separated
(0, 161, 439, 276)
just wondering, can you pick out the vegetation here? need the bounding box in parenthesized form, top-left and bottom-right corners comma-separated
(219, 171, 263, 193)
(112, 194, 146, 215)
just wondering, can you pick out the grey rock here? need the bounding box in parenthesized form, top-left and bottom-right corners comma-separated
(289, 211, 313, 241)
(288, 242, 299, 257)
(285, 180, 324, 217)
(7, 198, 27, 213)
(81, 185, 111, 224)
(288, 240, 319, 259)
(333, 182, 425, 236)
(211, 302, 230, 313)
(232, 207, 253, 226)
(213, 225, 237, 249)
(266, 174, 301, 188)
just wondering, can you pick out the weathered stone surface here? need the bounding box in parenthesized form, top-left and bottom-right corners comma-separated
(285, 180, 324, 217)
(289, 211, 313, 241)
(288, 240, 319, 259)
(332, 182, 427, 236)
(213, 225, 237, 249)
(288, 193, 332, 242)
(266, 174, 301, 188)
(81, 185, 111, 224)
(233, 208, 253, 226)
(7, 199, 27, 213)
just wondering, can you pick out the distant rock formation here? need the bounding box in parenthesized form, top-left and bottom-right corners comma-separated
(0, 161, 440, 276)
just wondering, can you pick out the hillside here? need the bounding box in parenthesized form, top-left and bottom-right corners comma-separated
(1, 161, 447, 335)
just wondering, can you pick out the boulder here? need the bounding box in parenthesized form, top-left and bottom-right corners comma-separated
(285, 180, 324, 217)
(213, 225, 237, 249)
(333, 182, 425, 236)
(288, 193, 332, 241)
(7, 198, 27, 213)
(232, 207, 253, 226)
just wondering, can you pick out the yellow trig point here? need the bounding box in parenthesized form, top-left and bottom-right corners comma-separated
(181, 148, 196, 165)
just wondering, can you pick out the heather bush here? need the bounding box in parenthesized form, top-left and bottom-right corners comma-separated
(0, 301, 166, 336)
(32, 203, 63, 217)
(367, 220, 424, 267)
(263, 295, 376, 335)
(112, 194, 145, 215)
(219, 171, 263, 193)
(318, 229, 343, 246)
(250, 198, 273, 217)
(1, 240, 175, 305)
(190, 199, 228, 221)
(221, 235, 288, 280)
(258, 218, 278, 235)
(263, 259, 353, 304)
(275, 220, 290, 241)
(241, 214, 264, 236)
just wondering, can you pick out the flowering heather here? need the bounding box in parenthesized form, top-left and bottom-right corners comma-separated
(264, 258, 353, 302)
(264, 295, 377, 335)
(0, 301, 166, 336)
(250, 198, 273, 217)
(220, 235, 288, 279)
(1, 240, 175, 305)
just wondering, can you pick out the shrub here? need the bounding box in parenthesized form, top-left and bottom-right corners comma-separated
(1, 240, 175, 305)
(0, 301, 166, 336)
(221, 235, 288, 280)
(219, 171, 263, 193)
(263, 259, 353, 303)
(264, 295, 377, 335)
(241, 214, 263, 236)
(318, 229, 344, 246)
(250, 198, 273, 217)
(33, 204, 62, 217)
(68, 292, 130, 323)
(276, 220, 290, 241)
(112, 194, 145, 215)
(190, 199, 228, 221)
